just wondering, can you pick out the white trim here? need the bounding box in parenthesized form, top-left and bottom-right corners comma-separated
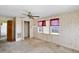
(50, 33, 59, 35)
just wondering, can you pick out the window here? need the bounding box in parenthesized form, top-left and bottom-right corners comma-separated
(50, 18, 59, 35)
(38, 20, 46, 33)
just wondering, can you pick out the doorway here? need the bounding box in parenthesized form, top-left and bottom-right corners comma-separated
(24, 21, 30, 39)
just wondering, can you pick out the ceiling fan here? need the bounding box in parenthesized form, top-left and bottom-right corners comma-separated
(22, 11, 40, 19)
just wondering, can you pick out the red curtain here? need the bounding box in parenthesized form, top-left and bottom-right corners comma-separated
(38, 20, 46, 26)
(50, 18, 59, 26)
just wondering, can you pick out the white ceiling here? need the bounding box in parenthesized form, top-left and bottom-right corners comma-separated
(0, 5, 79, 18)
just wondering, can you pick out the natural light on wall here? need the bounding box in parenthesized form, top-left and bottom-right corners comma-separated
(1, 22, 7, 36)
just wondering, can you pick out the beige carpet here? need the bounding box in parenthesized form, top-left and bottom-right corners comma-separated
(0, 38, 78, 53)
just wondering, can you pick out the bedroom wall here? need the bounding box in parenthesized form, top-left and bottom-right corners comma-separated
(15, 17, 23, 41)
(34, 11, 79, 51)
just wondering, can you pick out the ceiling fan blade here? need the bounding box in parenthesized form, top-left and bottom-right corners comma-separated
(32, 16, 39, 17)
(24, 10, 32, 14)
(22, 10, 40, 19)
(22, 13, 31, 17)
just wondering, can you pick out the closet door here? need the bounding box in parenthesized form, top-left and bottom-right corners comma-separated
(7, 20, 15, 42)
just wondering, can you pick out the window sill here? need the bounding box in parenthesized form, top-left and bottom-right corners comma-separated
(50, 33, 59, 35)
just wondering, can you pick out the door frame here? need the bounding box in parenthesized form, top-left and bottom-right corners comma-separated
(23, 21, 30, 39)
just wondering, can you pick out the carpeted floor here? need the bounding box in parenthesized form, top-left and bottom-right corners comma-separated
(0, 38, 78, 53)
